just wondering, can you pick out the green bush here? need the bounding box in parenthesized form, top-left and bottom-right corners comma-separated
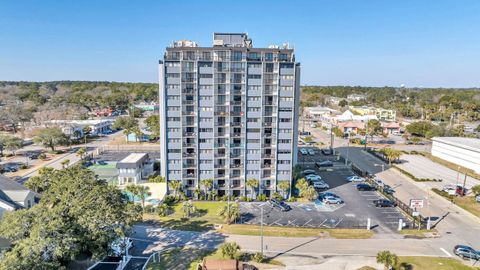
(38, 153, 47, 160)
(257, 194, 267, 202)
(19, 164, 28, 170)
(432, 188, 455, 200)
(163, 195, 176, 206)
(287, 197, 297, 202)
(272, 192, 283, 200)
(253, 252, 265, 263)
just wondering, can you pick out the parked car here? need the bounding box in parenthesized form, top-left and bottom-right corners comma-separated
(316, 160, 333, 168)
(443, 185, 468, 196)
(383, 184, 395, 195)
(453, 245, 480, 260)
(356, 183, 376, 191)
(2, 166, 18, 173)
(318, 192, 340, 200)
(373, 178, 384, 187)
(110, 237, 133, 257)
(313, 181, 330, 189)
(346, 175, 365, 182)
(300, 149, 308, 155)
(310, 123, 316, 128)
(321, 149, 332, 155)
(373, 199, 396, 208)
(322, 196, 344, 205)
(308, 149, 315, 156)
(303, 169, 316, 176)
(25, 151, 41, 159)
(306, 174, 322, 181)
(476, 195, 480, 203)
(299, 131, 311, 136)
(269, 199, 291, 212)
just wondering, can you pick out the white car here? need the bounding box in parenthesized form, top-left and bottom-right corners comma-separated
(308, 149, 315, 156)
(310, 123, 316, 128)
(303, 169, 316, 175)
(300, 149, 308, 155)
(306, 174, 322, 181)
(313, 181, 330, 189)
(373, 178, 384, 187)
(110, 237, 133, 256)
(346, 176, 365, 182)
(323, 196, 344, 205)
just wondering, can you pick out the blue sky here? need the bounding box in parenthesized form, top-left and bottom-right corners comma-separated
(1, 0, 479, 87)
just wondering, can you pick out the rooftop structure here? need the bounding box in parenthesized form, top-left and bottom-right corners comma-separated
(431, 137, 480, 173)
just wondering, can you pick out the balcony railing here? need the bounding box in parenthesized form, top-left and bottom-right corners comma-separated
(183, 153, 196, 158)
(183, 132, 196, 137)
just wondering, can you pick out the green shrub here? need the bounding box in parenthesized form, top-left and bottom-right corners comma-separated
(253, 252, 265, 263)
(287, 197, 297, 202)
(19, 164, 28, 170)
(272, 192, 283, 200)
(38, 153, 47, 160)
(257, 194, 267, 202)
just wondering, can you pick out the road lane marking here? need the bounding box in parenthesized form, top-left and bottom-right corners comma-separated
(440, 248, 452, 257)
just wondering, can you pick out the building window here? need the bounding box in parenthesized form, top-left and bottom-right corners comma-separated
(279, 118, 291, 123)
(167, 128, 180, 132)
(280, 97, 293, 102)
(278, 160, 291, 164)
(278, 139, 291, 144)
(166, 73, 180, 78)
(248, 74, 261, 79)
(168, 138, 180, 143)
(168, 159, 181, 164)
(247, 160, 259, 164)
(247, 107, 260, 112)
(279, 129, 291, 133)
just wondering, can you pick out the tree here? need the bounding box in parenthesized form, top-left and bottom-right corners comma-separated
(112, 116, 138, 142)
(76, 147, 86, 160)
(147, 175, 165, 183)
(218, 203, 240, 224)
(292, 165, 302, 180)
(32, 127, 68, 152)
(381, 148, 402, 164)
(168, 180, 182, 199)
(339, 99, 348, 107)
(406, 121, 434, 137)
(471, 185, 480, 196)
(131, 126, 143, 142)
(376, 250, 398, 270)
(475, 124, 480, 133)
(137, 185, 151, 208)
(24, 167, 55, 193)
(125, 184, 140, 204)
(200, 178, 213, 200)
(61, 159, 70, 168)
(366, 119, 382, 136)
(246, 178, 259, 200)
(0, 166, 141, 269)
(220, 242, 241, 259)
(277, 181, 290, 199)
(145, 115, 160, 139)
(303, 186, 318, 201)
(181, 200, 196, 218)
(2, 135, 23, 156)
(295, 178, 309, 197)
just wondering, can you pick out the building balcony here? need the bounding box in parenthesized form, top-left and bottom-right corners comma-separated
(182, 153, 196, 158)
(262, 154, 273, 158)
(183, 173, 196, 178)
(230, 143, 244, 148)
(230, 154, 241, 158)
(183, 164, 196, 169)
(183, 143, 196, 147)
(215, 153, 226, 158)
(183, 132, 196, 137)
(230, 163, 243, 168)
(230, 111, 243, 116)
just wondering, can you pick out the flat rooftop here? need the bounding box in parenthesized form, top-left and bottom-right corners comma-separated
(432, 137, 480, 152)
(119, 153, 148, 164)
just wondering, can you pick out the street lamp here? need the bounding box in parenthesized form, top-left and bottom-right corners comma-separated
(345, 132, 350, 165)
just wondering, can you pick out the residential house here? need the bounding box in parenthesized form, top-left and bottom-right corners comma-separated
(200, 259, 249, 270)
(381, 122, 401, 134)
(337, 121, 365, 134)
(116, 153, 154, 185)
(0, 175, 36, 217)
(334, 110, 377, 123)
(349, 106, 396, 122)
(47, 119, 113, 137)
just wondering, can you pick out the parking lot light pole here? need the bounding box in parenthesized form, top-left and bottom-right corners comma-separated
(345, 133, 350, 166)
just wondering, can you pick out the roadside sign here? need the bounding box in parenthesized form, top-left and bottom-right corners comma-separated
(448, 189, 456, 196)
(412, 211, 420, 217)
(410, 199, 424, 209)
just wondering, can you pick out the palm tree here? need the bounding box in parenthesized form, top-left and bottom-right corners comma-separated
(131, 126, 143, 142)
(76, 147, 86, 160)
(125, 184, 140, 203)
(61, 159, 70, 169)
(168, 180, 182, 199)
(303, 186, 318, 201)
(200, 178, 213, 200)
(382, 148, 402, 164)
(295, 178, 309, 197)
(137, 185, 151, 208)
(181, 200, 196, 218)
(218, 202, 240, 224)
(246, 178, 259, 200)
(193, 188, 201, 200)
(376, 250, 398, 270)
(278, 181, 290, 199)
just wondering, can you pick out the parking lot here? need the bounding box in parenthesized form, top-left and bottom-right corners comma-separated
(239, 149, 411, 233)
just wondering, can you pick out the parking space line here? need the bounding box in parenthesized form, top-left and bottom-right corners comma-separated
(440, 248, 452, 257)
(319, 219, 328, 226)
(303, 219, 313, 227)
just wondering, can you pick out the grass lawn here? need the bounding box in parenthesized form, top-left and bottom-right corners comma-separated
(144, 201, 227, 231)
(398, 256, 480, 270)
(453, 196, 480, 218)
(219, 224, 373, 239)
(399, 229, 438, 238)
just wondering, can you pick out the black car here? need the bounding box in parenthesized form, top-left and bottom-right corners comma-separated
(373, 199, 396, 208)
(453, 245, 480, 260)
(2, 166, 18, 173)
(268, 199, 291, 212)
(356, 183, 376, 191)
(316, 160, 334, 168)
(383, 185, 395, 195)
(26, 152, 41, 159)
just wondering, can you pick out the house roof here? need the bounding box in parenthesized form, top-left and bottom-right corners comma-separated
(202, 259, 241, 270)
(0, 175, 33, 208)
(381, 122, 400, 128)
(116, 153, 149, 169)
(338, 121, 365, 129)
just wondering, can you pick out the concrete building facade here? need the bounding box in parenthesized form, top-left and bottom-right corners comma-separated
(159, 33, 300, 197)
(431, 137, 480, 174)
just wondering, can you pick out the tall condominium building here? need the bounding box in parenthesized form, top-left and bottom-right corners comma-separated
(159, 33, 300, 198)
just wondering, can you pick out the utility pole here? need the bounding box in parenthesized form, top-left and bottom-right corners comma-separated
(455, 166, 460, 186)
(345, 133, 350, 165)
(364, 120, 368, 150)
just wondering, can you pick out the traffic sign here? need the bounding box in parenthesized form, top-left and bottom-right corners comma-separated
(410, 199, 424, 209)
